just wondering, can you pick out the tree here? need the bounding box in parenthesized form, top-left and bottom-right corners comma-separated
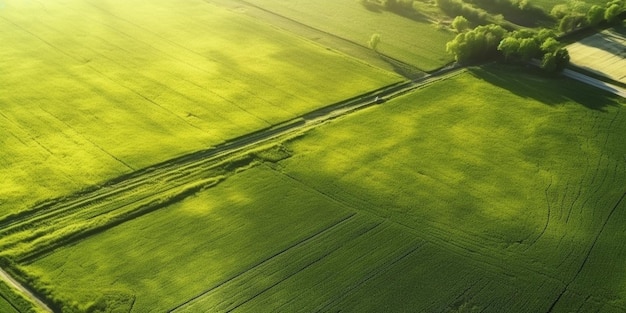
(369, 33, 381, 51)
(452, 16, 469, 33)
(540, 37, 560, 53)
(604, 2, 622, 23)
(518, 37, 540, 60)
(498, 37, 520, 60)
(446, 24, 507, 63)
(558, 14, 583, 33)
(541, 48, 570, 73)
(587, 5, 605, 26)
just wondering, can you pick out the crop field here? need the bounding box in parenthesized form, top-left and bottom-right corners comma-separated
(4, 65, 623, 312)
(567, 27, 626, 84)
(0, 0, 401, 218)
(243, 0, 455, 72)
(531, 0, 609, 12)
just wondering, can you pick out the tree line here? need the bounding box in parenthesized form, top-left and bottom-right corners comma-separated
(446, 25, 570, 73)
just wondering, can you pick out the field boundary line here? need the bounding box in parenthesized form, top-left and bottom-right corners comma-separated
(546, 191, 626, 312)
(168, 213, 357, 312)
(313, 241, 424, 312)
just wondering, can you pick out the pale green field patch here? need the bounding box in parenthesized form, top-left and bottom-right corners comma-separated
(567, 27, 626, 84)
(0, 0, 401, 217)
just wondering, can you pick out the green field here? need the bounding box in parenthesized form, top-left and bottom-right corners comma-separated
(244, 0, 455, 72)
(0, 0, 401, 218)
(15, 65, 626, 312)
(531, 0, 610, 12)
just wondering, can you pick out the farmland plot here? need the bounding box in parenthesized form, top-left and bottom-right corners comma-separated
(16, 65, 626, 312)
(275, 66, 626, 311)
(244, 0, 455, 72)
(567, 27, 626, 84)
(0, 0, 400, 217)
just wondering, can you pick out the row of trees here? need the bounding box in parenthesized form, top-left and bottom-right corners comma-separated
(445, 24, 570, 73)
(553, 0, 624, 32)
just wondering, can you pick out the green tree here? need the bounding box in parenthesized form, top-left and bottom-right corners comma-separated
(587, 5, 605, 26)
(452, 16, 469, 32)
(541, 48, 570, 73)
(369, 33, 381, 51)
(540, 37, 560, 53)
(604, 2, 622, 23)
(518, 37, 540, 60)
(497, 37, 520, 60)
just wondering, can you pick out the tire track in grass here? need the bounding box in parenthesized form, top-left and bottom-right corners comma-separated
(0, 292, 19, 313)
(546, 191, 626, 313)
(219, 220, 386, 313)
(168, 213, 357, 312)
(312, 242, 424, 313)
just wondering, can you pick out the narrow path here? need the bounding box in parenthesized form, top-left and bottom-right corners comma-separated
(0, 268, 53, 312)
(563, 68, 626, 98)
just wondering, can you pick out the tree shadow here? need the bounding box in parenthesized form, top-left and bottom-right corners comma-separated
(359, 0, 383, 13)
(377, 53, 427, 79)
(468, 64, 621, 112)
(386, 6, 432, 23)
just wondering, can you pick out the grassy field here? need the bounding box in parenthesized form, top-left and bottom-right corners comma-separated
(15, 65, 626, 312)
(567, 27, 626, 84)
(531, 0, 610, 12)
(0, 0, 401, 218)
(244, 0, 455, 72)
(0, 279, 41, 313)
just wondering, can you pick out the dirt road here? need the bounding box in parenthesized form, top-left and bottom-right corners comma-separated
(0, 268, 52, 312)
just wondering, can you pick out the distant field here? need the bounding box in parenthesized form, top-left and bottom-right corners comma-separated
(567, 27, 626, 84)
(245, 0, 455, 72)
(0, 0, 400, 217)
(17, 65, 626, 312)
(530, 0, 608, 11)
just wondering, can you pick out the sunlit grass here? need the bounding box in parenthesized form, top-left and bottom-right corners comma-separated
(245, 0, 455, 72)
(0, 0, 401, 217)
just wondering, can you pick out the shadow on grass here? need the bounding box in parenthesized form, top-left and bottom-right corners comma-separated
(359, 0, 383, 13)
(377, 53, 427, 80)
(468, 64, 621, 112)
